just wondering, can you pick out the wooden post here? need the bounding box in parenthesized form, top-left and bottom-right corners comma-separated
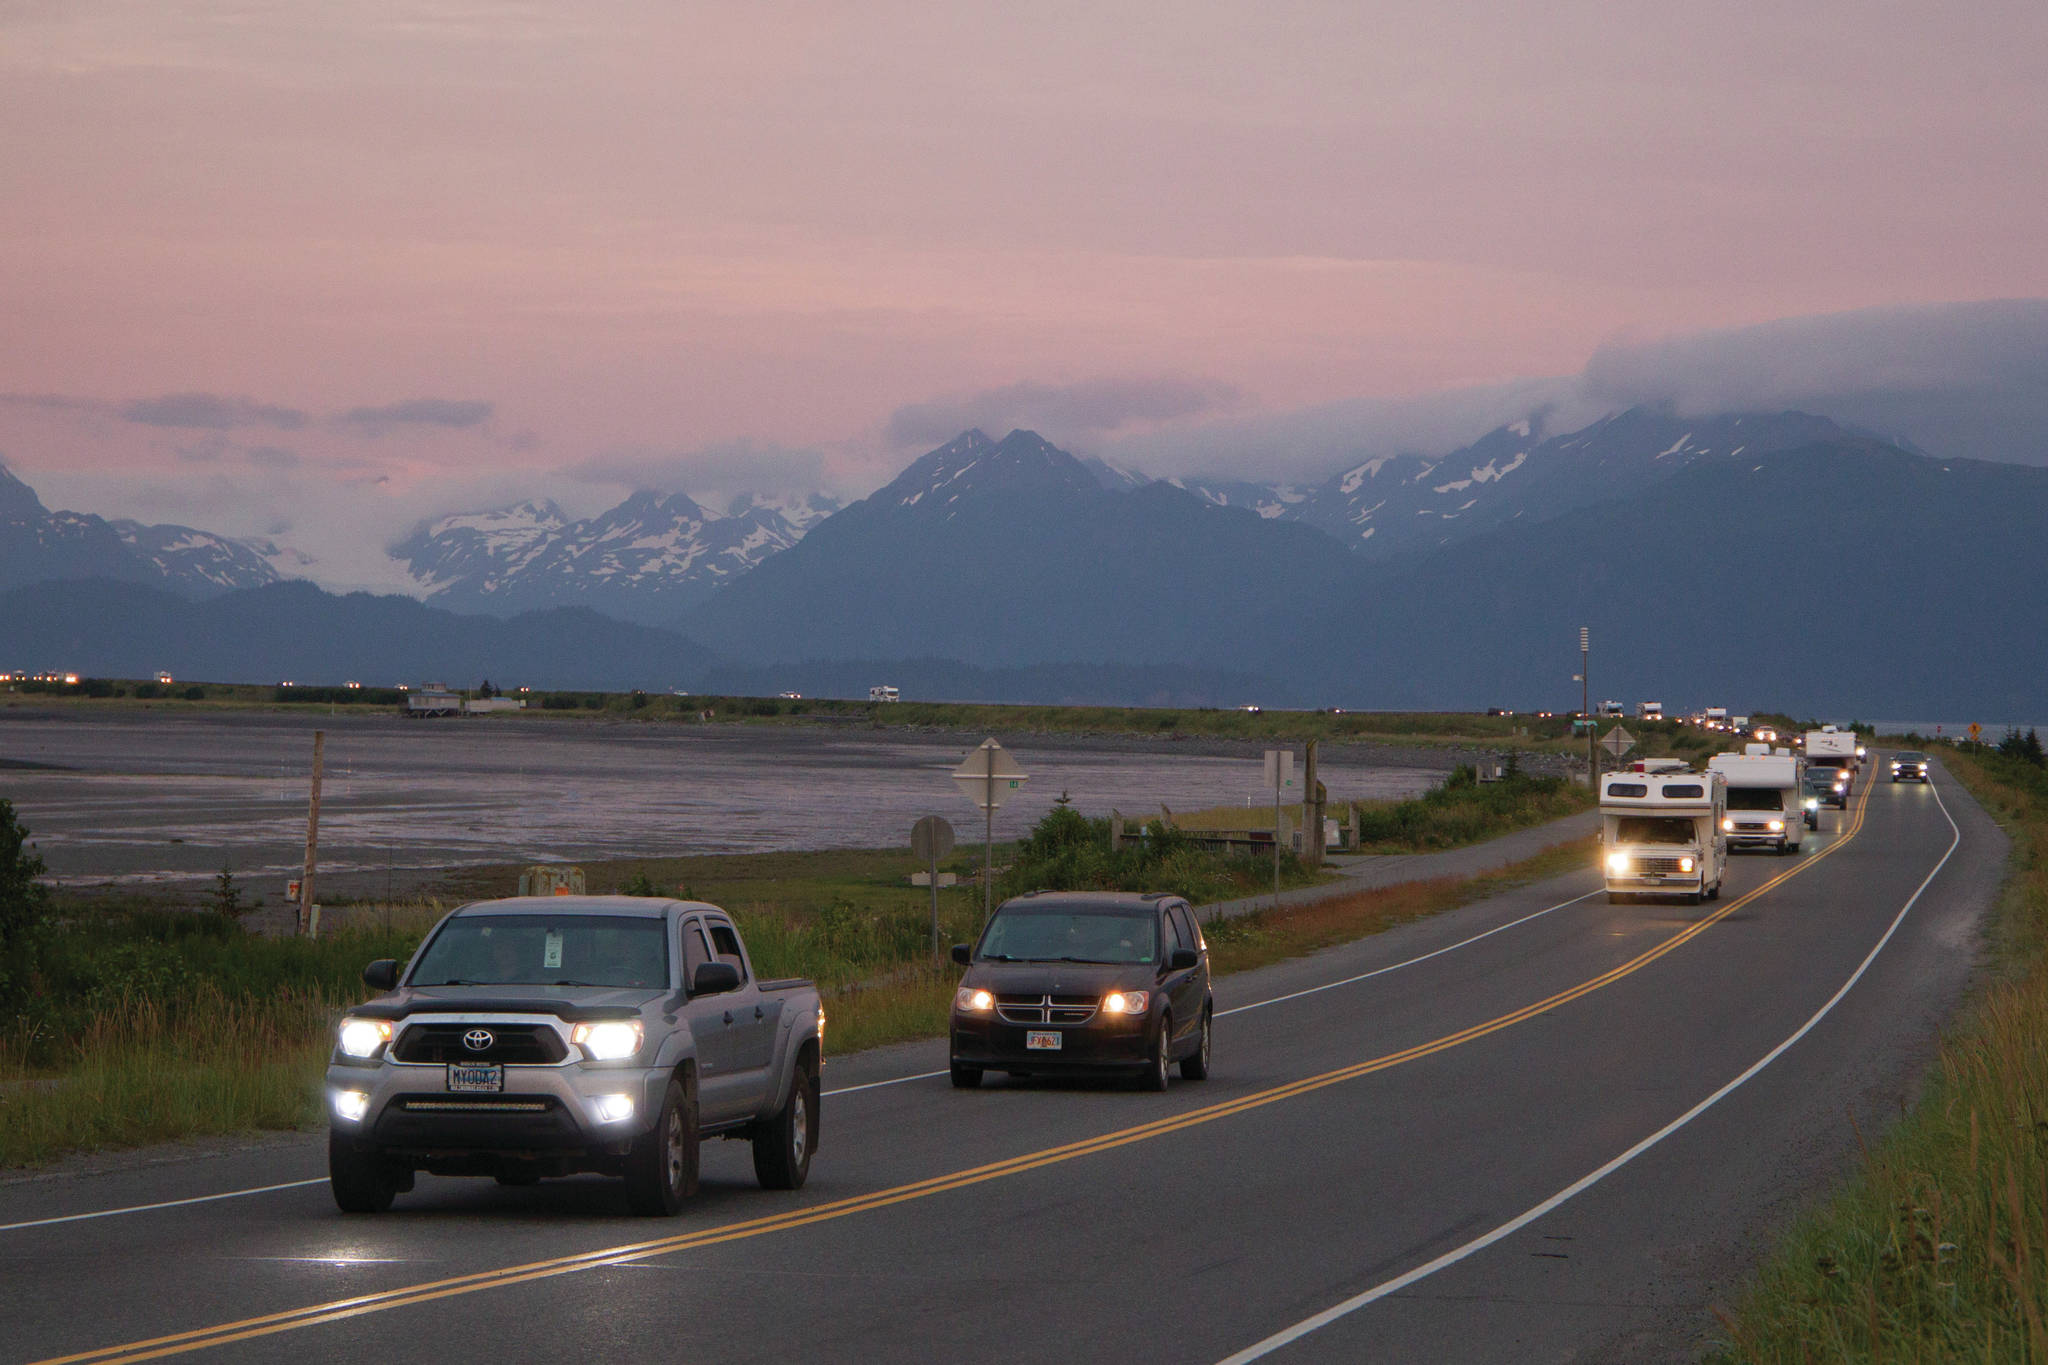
(297, 730, 324, 937)
(1303, 740, 1323, 867)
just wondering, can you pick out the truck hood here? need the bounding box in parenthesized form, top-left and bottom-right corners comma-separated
(352, 985, 666, 1021)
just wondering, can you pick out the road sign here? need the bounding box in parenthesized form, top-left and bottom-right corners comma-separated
(952, 738, 1028, 812)
(910, 815, 955, 863)
(1601, 725, 1635, 757)
(1261, 749, 1296, 790)
(1968, 722, 1982, 742)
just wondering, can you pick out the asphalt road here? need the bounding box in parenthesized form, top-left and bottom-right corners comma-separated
(0, 757, 2004, 1365)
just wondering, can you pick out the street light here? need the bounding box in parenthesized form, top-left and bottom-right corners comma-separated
(1580, 627, 1595, 788)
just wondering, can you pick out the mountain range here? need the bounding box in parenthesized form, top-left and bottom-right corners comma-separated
(4, 411, 2045, 715)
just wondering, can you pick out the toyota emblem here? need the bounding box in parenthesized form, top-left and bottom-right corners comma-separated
(462, 1028, 495, 1052)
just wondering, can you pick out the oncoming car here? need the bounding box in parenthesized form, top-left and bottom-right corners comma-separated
(1890, 751, 1930, 783)
(948, 892, 1212, 1091)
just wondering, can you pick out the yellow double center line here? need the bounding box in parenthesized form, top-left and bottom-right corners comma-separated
(39, 780, 1871, 1365)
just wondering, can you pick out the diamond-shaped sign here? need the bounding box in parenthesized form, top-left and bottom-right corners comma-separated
(1601, 725, 1635, 757)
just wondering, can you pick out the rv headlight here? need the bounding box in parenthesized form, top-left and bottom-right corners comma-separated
(1721, 817, 1735, 832)
(1605, 851, 1631, 876)
(1679, 857, 1696, 874)
(1767, 819, 1784, 832)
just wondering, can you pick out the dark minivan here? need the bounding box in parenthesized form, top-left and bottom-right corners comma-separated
(948, 891, 1212, 1091)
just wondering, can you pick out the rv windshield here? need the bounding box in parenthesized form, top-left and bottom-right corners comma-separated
(1613, 816, 1697, 845)
(1727, 788, 1784, 812)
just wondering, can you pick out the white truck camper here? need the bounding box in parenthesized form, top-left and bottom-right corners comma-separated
(1601, 770, 1727, 905)
(1707, 752, 1806, 854)
(1637, 701, 1665, 721)
(1804, 728, 1857, 777)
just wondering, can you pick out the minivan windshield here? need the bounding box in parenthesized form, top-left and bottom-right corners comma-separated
(978, 907, 1157, 965)
(410, 915, 668, 988)
(1612, 816, 1698, 845)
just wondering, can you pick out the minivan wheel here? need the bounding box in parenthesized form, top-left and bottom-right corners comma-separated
(1141, 1015, 1171, 1092)
(624, 1076, 697, 1216)
(328, 1132, 397, 1214)
(1180, 1007, 1212, 1081)
(752, 1054, 818, 1191)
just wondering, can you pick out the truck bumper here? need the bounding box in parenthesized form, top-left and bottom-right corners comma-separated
(326, 1060, 671, 1156)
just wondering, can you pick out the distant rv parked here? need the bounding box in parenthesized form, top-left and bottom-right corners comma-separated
(869, 685, 901, 703)
(1637, 701, 1665, 721)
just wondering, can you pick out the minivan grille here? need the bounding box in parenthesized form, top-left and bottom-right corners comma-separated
(391, 1023, 567, 1065)
(995, 994, 1099, 1025)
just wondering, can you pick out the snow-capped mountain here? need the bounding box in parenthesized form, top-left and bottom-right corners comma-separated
(393, 488, 843, 624)
(0, 459, 288, 598)
(109, 520, 287, 596)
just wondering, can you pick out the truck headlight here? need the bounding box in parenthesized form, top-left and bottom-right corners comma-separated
(1805, 798, 1819, 809)
(954, 987, 994, 1013)
(332, 1089, 371, 1122)
(1605, 851, 1631, 875)
(337, 1018, 393, 1059)
(570, 1020, 644, 1061)
(1767, 819, 1784, 832)
(1721, 817, 1734, 832)
(1102, 990, 1150, 1016)
(1679, 857, 1696, 874)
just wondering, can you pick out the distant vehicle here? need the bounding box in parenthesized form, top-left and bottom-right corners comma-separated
(869, 685, 900, 703)
(948, 892, 1212, 1091)
(1732, 715, 1751, 729)
(1600, 770, 1727, 905)
(1238, 703, 1262, 714)
(1890, 751, 1930, 783)
(1708, 751, 1805, 854)
(1623, 758, 1691, 774)
(777, 691, 803, 700)
(1803, 767, 1849, 814)
(1598, 699, 1625, 717)
(1804, 728, 1858, 779)
(327, 896, 822, 1215)
(405, 689, 463, 717)
(1637, 701, 1665, 721)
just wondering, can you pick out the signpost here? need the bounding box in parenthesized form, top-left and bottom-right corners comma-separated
(297, 730, 324, 938)
(910, 815, 956, 955)
(1601, 725, 1636, 760)
(952, 739, 1028, 923)
(1968, 722, 1982, 744)
(1262, 748, 1295, 910)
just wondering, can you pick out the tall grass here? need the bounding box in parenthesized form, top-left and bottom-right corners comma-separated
(1712, 748, 2048, 1361)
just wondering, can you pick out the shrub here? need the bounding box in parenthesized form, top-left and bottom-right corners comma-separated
(0, 799, 52, 1006)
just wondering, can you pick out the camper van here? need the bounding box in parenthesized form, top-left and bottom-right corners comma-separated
(1601, 770, 1727, 904)
(1707, 751, 1805, 854)
(1636, 701, 1665, 721)
(869, 685, 901, 703)
(1804, 727, 1858, 778)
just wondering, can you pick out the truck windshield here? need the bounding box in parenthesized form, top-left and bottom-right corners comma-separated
(1727, 788, 1785, 811)
(411, 915, 669, 988)
(978, 908, 1158, 965)
(1613, 817, 1698, 845)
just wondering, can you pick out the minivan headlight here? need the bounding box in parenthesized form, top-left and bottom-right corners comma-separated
(954, 987, 994, 1013)
(1102, 990, 1149, 1016)
(337, 1018, 392, 1058)
(570, 1020, 644, 1061)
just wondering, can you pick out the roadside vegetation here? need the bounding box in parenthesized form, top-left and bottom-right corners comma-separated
(1712, 741, 2048, 1362)
(1175, 763, 1592, 854)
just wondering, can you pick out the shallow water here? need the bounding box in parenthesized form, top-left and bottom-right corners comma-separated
(0, 711, 1450, 891)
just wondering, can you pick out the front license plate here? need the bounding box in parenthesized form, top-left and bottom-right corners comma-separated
(1025, 1031, 1061, 1051)
(447, 1063, 503, 1092)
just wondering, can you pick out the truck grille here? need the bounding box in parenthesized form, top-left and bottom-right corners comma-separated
(398, 1096, 558, 1114)
(995, 994, 1099, 1025)
(1634, 857, 1690, 875)
(391, 1023, 567, 1065)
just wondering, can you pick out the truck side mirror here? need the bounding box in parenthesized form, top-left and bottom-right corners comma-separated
(950, 944, 972, 967)
(362, 959, 399, 992)
(692, 962, 741, 996)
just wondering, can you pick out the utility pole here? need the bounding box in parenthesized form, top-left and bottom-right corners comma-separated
(1581, 626, 1596, 789)
(297, 730, 324, 937)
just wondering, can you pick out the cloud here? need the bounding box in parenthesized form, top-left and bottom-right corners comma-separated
(245, 445, 300, 470)
(335, 398, 494, 433)
(884, 375, 1244, 449)
(1580, 299, 2048, 414)
(120, 392, 308, 430)
(569, 439, 831, 499)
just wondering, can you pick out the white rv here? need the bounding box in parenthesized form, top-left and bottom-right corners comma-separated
(1707, 751, 1805, 854)
(869, 684, 901, 703)
(1637, 701, 1665, 721)
(1804, 727, 1858, 778)
(1600, 769, 1727, 904)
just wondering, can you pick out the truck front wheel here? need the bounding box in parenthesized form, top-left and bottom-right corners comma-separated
(624, 1075, 698, 1216)
(752, 1054, 818, 1191)
(329, 1132, 399, 1214)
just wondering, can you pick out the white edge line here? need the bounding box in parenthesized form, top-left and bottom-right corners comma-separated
(2, 869, 1603, 1230)
(1215, 773, 1963, 1364)
(0, 1178, 330, 1233)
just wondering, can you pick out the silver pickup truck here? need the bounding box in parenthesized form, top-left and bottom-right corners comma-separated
(325, 896, 822, 1215)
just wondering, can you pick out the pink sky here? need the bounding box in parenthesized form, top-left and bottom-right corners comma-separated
(3, 1, 2044, 583)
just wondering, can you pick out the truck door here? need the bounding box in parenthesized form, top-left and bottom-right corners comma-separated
(707, 919, 783, 1110)
(680, 918, 741, 1121)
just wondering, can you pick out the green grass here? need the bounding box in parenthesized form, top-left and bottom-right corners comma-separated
(1709, 746, 2048, 1362)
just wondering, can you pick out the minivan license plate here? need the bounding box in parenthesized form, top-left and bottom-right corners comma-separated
(1025, 1032, 1061, 1051)
(447, 1063, 503, 1092)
